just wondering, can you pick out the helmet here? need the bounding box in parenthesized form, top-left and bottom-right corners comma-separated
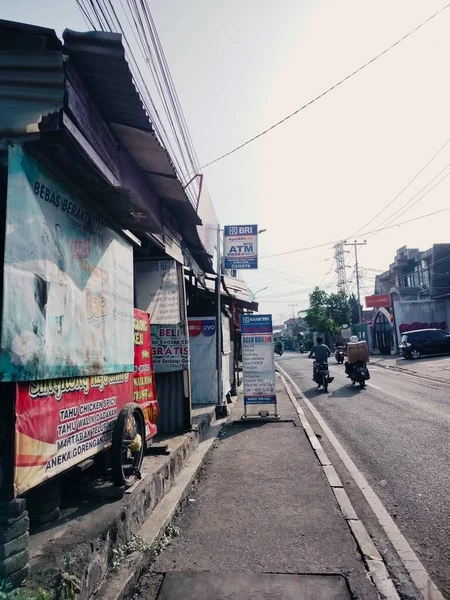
(349, 335, 359, 343)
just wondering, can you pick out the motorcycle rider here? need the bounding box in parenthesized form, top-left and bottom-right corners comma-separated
(275, 340, 283, 355)
(309, 336, 331, 380)
(345, 335, 361, 377)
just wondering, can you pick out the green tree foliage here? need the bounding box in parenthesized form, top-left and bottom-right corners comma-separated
(305, 288, 352, 336)
(349, 294, 362, 325)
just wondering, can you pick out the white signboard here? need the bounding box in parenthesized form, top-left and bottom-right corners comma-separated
(151, 324, 189, 372)
(135, 260, 181, 324)
(224, 224, 258, 270)
(188, 317, 217, 404)
(241, 314, 276, 405)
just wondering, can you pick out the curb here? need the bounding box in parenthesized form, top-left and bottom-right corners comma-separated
(276, 362, 445, 600)
(371, 361, 450, 386)
(278, 370, 401, 600)
(98, 417, 227, 600)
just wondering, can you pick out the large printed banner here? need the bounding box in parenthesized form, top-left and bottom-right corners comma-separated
(151, 325, 189, 372)
(241, 314, 276, 405)
(14, 309, 158, 495)
(134, 260, 181, 324)
(224, 224, 258, 270)
(134, 309, 159, 439)
(1, 146, 134, 381)
(188, 318, 217, 404)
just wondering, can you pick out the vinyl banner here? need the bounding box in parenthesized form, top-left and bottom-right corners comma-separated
(14, 373, 132, 494)
(1, 146, 134, 382)
(133, 309, 159, 439)
(224, 224, 258, 270)
(151, 324, 189, 372)
(14, 309, 158, 495)
(134, 260, 181, 325)
(241, 314, 276, 405)
(188, 317, 217, 404)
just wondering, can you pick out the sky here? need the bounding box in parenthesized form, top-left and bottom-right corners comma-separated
(4, 0, 450, 324)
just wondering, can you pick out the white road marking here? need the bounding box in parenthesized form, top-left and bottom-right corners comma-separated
(276, 362, 445, 600)
(368, 382, 383, 391)
(279, 373, 400, 600)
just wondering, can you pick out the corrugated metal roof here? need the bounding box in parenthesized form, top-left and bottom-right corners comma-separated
(62, 30, 201, 225)
(111, 123, 200, 224)
(0, 20, 64, 136)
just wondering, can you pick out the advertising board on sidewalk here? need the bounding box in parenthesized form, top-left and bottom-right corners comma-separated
(224, 225, 258, 270)
(241, 314, 276, 406)
(14, 309, 159, 495)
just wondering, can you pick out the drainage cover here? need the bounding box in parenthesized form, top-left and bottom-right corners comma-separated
(157, 572, 351, 600)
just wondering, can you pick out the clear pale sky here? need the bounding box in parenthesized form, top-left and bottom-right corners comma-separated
(4, 0, 450, 324)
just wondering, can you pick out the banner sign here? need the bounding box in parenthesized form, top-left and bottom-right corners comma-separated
(135, 260, 181, 324)
(241, 314, 276, 405)
(188, 317, 217, 404)
(133, 309, 159, 439)
(151, 324, 189, 372)
(14, 309, 158, 495)
(224, 225, 258, 270)
(365, 294, 391, 308)
(1, 146, 134, 382)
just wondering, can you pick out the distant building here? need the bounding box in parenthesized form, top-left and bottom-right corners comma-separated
(371, 244, 450, 354)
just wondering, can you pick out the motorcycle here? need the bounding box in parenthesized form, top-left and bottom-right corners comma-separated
(274, 344, 283, 356)
(347, 361, 370, 389)
(313, 361, 333, 393)
(335, 347, 345, 364)
(298, 343, 305, 354)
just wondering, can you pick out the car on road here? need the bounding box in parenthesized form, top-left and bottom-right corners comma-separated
(399, 328, 450, 359)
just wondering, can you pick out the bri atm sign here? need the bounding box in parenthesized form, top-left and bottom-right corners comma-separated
(224, 224, 258, 270)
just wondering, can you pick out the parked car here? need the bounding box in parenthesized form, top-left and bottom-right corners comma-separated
(399, 328, 450, 359)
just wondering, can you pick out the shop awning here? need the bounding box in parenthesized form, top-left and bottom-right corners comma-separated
(187, 273, 258, 312)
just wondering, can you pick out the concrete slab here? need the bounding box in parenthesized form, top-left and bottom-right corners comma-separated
(26, 406, 218, 600)
(144, 381, 379, 600)
(156, 571, 352, 600)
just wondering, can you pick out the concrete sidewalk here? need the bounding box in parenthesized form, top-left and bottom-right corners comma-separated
(371, 354, 450, 384)
(134, 378, 382, 599)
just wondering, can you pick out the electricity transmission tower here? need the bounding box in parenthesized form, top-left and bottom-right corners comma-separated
(334, 242, 347, 294)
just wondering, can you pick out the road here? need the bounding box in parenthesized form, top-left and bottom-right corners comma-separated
(277, 351, 450, 599)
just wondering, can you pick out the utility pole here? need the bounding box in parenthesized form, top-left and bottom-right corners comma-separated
(344, 240, 367, 325)
(215, 224, 225, 417)
(334, 241, 347, 294)
(288, 303, 298, 319)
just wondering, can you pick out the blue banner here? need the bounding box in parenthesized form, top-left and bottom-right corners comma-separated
(241, 314, 276, 405)
(223, 224, 258, 270)
(0, 146, 134, 381)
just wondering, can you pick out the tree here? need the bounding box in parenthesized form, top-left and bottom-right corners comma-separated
(327, 292, 352, 334)
(305, 287, 352, 337)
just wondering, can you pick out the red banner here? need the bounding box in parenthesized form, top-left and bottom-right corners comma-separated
(365, 294, 391, 308)
(14, 309, 158, 495)
(134, 309, 158, 440)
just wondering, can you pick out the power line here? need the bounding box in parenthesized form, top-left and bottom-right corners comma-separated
(363, 162, 450, 239)
(365, 169, 450, 240)
(350, 135, 450, 237)
(195, 2, 450, 172)
(261, 203, 450, 261)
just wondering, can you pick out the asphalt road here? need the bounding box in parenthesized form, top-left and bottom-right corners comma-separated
(277, 351, 450, 599)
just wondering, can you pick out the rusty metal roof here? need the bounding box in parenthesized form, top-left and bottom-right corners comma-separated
(62, 29, 200, 225)
(0, 20, 65, 137)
